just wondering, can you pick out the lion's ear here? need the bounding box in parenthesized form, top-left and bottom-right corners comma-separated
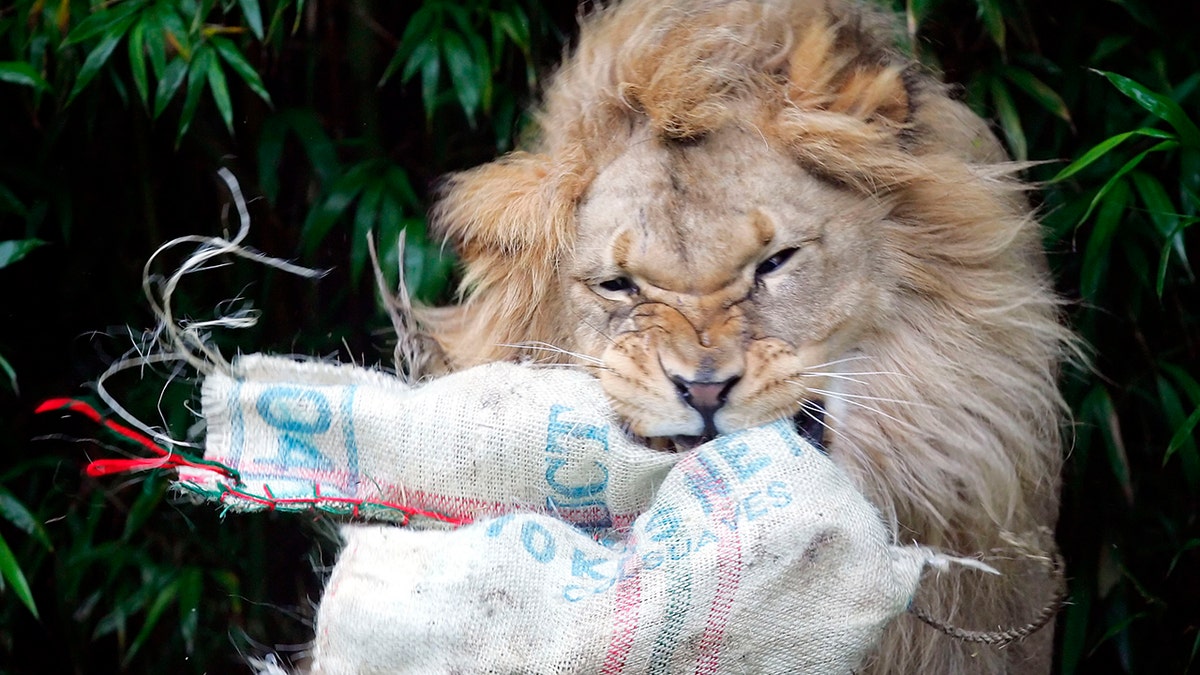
(785, 15, 911, 129)
(422, 152, 575, 367)
(431, 152, 571, 262)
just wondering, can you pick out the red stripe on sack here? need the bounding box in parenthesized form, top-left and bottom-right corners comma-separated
(692, 464, 742, 675)
(600, 549, 643, 675)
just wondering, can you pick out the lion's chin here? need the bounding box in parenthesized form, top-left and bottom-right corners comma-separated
(637, 401, 826, 454)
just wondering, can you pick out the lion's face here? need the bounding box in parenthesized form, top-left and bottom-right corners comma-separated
(568, 125, 888, 443)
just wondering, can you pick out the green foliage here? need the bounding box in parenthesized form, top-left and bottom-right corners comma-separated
(379, 0, 544, 139)
(0, 0, 1196, 672)
(53, 0, 275, 142)
(0, 1, 565, 671)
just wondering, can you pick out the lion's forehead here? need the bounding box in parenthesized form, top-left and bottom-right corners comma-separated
(574, 126, 879, 293)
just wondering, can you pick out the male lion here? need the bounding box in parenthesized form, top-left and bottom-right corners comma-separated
(415, 0, 1075, 672)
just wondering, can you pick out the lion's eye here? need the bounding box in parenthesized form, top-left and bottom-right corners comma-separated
(596, 276, 638, 295)
(755, 247, 798, 277)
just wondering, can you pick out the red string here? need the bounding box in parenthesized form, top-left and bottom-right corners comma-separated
(36, 397, 470, 526)
(34, 398, 236, 480)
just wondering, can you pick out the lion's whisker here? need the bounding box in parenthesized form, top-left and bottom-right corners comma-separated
(797, 372, 870, 386)
(794, 404, 853, 447)
(802, 354, 874, 371)
(801, 389, 908, 426)
(804, 386, 930, 409)
(536, 362, 614, 372)
(498, 341, 606, 365)
(800, 369, 908, 380)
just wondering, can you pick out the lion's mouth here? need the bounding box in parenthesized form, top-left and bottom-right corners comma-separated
(645, 400, 827, 453)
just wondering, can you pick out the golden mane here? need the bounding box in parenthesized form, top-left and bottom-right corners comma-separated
(422, 1, 1076, 671)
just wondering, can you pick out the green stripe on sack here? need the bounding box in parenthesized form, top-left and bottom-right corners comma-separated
(647, 559, 693, 674)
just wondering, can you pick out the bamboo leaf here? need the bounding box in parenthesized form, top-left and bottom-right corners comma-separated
(121, 580, 178, 668)
(0, 485, 53, 551)
(1002, 66, 1071, 124)
(492, 9, 530, 66)
(0, 61, 52, 93)
(376, 194, 406, 290)
(1168, 538, 1200, 576)
(442, 31, 483, 124)
(419, 47, 442, 122)
(496, 6, 531, 52)
(1159, 377, 1200, 486)
(256, 114, 287, 204)
(1079, 179, 1130, 299)
(0, 353, 16, 394)
(0, 239, 46, 269)
(121, 477, 164, 542)
(177, 567, 202, 653)
(152, 57, 188, 119)
(1076, 140, 1178, 227)
(383, 165, 419, 210)
(0, 532, 38, 619)
(205, 49, 234, 135)
(285, 109, 339, 184)
(0, 184, 25, 216)
(1083, 385, 1133, 503)
(1050, 128, 1175, 183)
(401, 39, 438, 86)
(1130, 171, 1193, 287)
(464, 27, 492, 112)
(403, 224, 454, 304)
(237, 0, 264, 40)
(1130, 170, 1179, 239)
(128, 20, 149, 108)
(66, 14, 138, 106)
(61, 0, 146, 47)
(93, 572, 162, 639)
(1088, 35, 1132, 65)
(1156, 216, 1200, 297)
(443, 3, 473, 37)
(211, 35, 272, 105)
(1165, 405, 1200, 465)
(1095, 69, 1200, 148)
(990, 79, 1026, 161)
(175, 46, 215, 146)
(302, 163, 376, 258)
(350, 180, 385, 284)
(143, 7, 168, 79)
(975, 0, 1006, 51)
(380, 5, 438, 86)
(1059, 576, 1091, 675)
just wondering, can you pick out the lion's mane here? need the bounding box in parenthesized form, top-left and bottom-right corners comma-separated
(420, 1, 1076, 672)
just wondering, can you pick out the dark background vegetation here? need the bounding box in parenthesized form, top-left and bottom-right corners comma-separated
(0, 0, 1196, 673)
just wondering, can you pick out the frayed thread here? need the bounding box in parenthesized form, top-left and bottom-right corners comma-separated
(93, 167, 326, 451)
(246, 653, 296, 675)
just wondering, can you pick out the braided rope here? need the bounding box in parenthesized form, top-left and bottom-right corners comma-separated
(909, 551, 1067, 646)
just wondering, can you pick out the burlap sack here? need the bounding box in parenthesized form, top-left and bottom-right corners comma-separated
(308, 424, 935, 675)
(182, 355, 678, 529)
(182, 355, 979, 674)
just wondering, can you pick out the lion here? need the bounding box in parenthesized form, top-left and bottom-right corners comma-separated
(411, 0, 1076, 672)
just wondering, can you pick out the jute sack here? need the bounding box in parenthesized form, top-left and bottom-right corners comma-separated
(308, 424, 936, 675)
(182, 354, 679, 528)
(183, 355, 976, 674)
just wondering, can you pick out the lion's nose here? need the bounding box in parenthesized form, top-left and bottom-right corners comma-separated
(671, 376, 740, 437)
